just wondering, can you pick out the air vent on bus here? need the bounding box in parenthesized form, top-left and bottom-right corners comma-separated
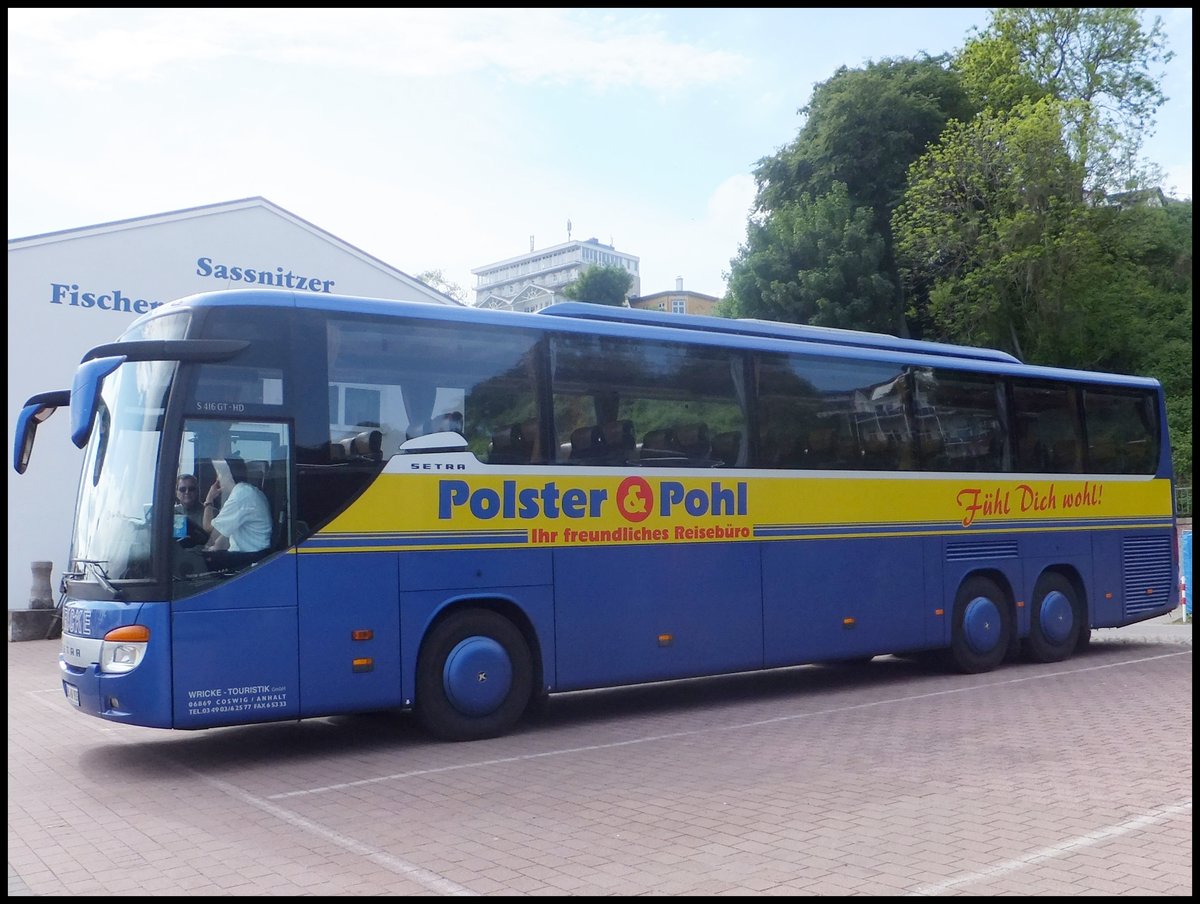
(1122, 536, 1174, 618)
(945, 539, 1020, 561)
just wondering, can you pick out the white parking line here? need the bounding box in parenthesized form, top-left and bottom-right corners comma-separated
(26, 686, 477, 895)
(269, 649, 1191, 799)
(905, 799, 1193, 896)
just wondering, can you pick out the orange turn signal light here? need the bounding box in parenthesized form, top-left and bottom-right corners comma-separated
(103, 625, 150, 642)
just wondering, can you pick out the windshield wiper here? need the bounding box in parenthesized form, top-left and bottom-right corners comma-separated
(71, 559, 123, 599)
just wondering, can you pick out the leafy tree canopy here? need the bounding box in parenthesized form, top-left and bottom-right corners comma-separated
(956, 7, 1173, 195)
(727, 55, 975, 332)
(723, 182, 895, 331)
(752, 55, 975, 228)
(562, 265, 634, 306)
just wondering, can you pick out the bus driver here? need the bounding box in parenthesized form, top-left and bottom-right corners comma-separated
(202, 456, 272, 553)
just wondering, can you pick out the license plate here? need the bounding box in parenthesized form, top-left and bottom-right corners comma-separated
(64, 683, 80, 707)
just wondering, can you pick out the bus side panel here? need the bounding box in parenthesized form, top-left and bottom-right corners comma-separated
(297, 552, 401, 717)
(763, 537, 926, 665)
(397, 548, 557, 703)
(1089, 532, 1124, 626)
(172, 555, 299, 728)
(553, 543, 762, 690)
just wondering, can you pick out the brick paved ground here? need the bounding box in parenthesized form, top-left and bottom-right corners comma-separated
(8, 619, 1191, 896)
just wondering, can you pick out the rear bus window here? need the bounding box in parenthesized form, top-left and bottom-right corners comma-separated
(1083, 387, 1158, 474)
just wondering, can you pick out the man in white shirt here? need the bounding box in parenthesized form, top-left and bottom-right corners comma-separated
(203, 456, 273, 553)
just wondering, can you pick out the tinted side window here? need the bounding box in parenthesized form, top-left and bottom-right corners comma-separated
(911, 369, 1007, 472)
(755, 354, 914, 470)
(298, 315, 541, 531)
(1013, 381, 1083, 473)
(551, 333, 747, 467)
(1083, 387, 1159, 474)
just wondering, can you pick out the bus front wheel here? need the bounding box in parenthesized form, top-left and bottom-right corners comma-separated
(415, 608, 533, 742)
(1023, 573, 1081, 663)
(946, 576, 1012, 674)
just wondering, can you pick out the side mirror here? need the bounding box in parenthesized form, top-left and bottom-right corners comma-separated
(70, 356, 124, 449)
(12, 390, 70, 474)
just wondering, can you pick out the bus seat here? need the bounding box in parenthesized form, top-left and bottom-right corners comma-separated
(601, 420, 635, 464)
(570, 425, 605, 461)
(673, 423, 710, 459)
(351, 429, 383, 459)
(489, 420, 536, 464)
(405, 412, 462, 441)
(431, 411, 464, 435)
(640, 427, 679, 461)
(518, 418, 541, 462)
(710, 431, 742, 467)
(260, 460, 289, 549)
(246, 460, 269, 489)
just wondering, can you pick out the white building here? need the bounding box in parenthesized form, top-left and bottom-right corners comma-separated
(7, 196, 457, 611)
(473, 236, 640, 312)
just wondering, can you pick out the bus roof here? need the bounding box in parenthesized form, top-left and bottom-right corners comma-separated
(537, 302, 1022, 365)
(155, 290, 1158, 390)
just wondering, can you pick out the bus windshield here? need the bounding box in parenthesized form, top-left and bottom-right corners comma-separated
(70, 314, 189, 587)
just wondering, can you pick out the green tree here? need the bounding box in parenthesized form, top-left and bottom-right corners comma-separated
(1098, 201, 1193, 486)
(728, 55, 975, 332)
(893, 97, 1086, 357)
(723, 182, 895, 330)
(956, 8, 1173, 195)
(563, 265, 633, 306)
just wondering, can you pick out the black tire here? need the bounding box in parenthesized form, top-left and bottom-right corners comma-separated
(1023, 572, 1082, 663)
(946, 576, 1012, 674)
(415, 609, 532, 742)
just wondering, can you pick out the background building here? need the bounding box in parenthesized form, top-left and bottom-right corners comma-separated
(7, 196, 456, 613)
(473, 236, 641, 312)
(629, 278, 720, 316)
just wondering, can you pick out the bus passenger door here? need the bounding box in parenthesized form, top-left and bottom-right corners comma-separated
(171, 558, 300, 727)
(170, 419, 301, 728)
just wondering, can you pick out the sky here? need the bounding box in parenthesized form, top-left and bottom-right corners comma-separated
(7, 8, 1193, 302)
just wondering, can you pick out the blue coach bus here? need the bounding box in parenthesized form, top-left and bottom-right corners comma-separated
(14, 289, 1179, 741)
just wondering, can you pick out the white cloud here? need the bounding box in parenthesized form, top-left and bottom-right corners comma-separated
(7, 9, 745, 93)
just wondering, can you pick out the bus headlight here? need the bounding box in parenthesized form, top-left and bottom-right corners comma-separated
(100, 625, 150, 674)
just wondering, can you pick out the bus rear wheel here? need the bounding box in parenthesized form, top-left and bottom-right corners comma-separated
(946, 576, 1012, 674)
(1023, 573, 1081, 663)
(415, 608, 532, 742)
